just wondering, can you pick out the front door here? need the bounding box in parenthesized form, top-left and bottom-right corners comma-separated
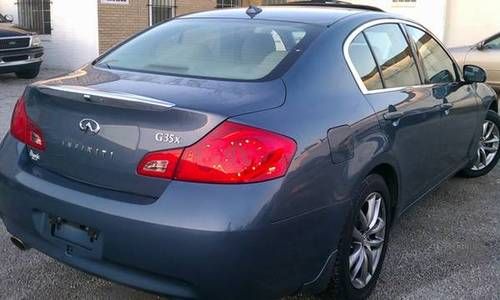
(406, 26, 481, 174)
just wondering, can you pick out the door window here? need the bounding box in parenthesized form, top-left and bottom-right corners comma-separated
(484, 35, 500, 49)
(363, 24, 421, 88)
(407, 26, 457, 84)
(348, 33, 384, 91)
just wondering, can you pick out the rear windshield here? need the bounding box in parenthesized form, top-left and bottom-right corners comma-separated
(95, 19, 319, 81)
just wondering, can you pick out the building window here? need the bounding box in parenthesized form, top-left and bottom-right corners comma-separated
(101, 0, 129, 4)
(17, 0, 51, 35)
(392, 0, 416, 7)
(217, 0, 242, 8)
(149, 0, 176, 26)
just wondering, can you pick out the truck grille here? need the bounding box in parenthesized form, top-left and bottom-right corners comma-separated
(0, 37, 31, 51)
(2, 55, 29, 62)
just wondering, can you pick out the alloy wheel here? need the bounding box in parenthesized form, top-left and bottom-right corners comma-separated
(349, 192, 386, 289)
(471, 120, 500, 171)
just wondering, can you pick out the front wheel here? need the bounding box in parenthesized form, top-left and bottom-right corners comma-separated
(459, 110, 500, 178)
(320, 174, 390, 299)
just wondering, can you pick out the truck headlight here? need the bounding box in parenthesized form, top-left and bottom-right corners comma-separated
(31, 36, 41, 47)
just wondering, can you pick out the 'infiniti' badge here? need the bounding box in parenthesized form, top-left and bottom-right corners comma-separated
(79, 119, 101, 134)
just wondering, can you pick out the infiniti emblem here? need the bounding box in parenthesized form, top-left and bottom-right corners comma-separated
(79, 119, 101, 134)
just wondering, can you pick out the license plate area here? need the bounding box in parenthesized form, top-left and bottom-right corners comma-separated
(32, 211, 104, 259)
(50, 216, 99, 251)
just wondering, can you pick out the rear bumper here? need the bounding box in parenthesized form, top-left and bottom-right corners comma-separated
(0, 47, 43, 73)
(0, 135, 346, 299)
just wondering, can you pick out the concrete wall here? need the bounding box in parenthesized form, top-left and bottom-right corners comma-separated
(444, 0, 500, 47)
(350, 0, 448, 41)
(0, 1, 19, 24)
(350, 0, 500, 47)
(0, 0, 100, 70)
(47, 0, 100, 70)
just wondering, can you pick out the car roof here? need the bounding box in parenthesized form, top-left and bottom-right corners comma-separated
(179, 6, 387, 26)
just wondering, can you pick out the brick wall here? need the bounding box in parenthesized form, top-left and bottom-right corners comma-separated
(96, 0, 292, 54)
(98, 0, 149, 54)
(176, 0, 217, 16)
(97, 0, 218, 53)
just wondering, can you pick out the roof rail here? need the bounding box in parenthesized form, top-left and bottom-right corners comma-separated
(271, 1, 384, 12)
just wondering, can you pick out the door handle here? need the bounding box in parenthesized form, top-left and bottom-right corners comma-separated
(440, 103, 454, 115)
(383, 111, 405, 121)
(439, 103, 454, 111)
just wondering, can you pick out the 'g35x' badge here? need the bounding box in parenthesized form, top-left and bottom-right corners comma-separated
(155, 132, 181, 144)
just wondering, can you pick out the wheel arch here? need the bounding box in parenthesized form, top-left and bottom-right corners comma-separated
(367, 163, 399, 226)
(489, 99, 498, 112)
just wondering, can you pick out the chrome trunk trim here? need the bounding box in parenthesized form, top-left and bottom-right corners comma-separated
(36, 85, 176, 110)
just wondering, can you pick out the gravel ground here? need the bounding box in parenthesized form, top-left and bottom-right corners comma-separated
(0, 69, 499, 300)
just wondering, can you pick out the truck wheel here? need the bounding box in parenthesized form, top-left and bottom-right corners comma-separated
(16, 65, 41, 79)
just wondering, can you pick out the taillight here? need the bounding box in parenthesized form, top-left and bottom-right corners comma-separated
(137, 121, 296, 184)
(10, 96, 45, 151)
(137, 149, 183, 179)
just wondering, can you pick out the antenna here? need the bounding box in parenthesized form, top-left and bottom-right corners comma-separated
(246, 5, 263, 19)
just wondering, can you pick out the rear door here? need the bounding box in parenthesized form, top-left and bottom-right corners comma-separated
(406, 25, 481, 174)
(347, 23, 443, 204)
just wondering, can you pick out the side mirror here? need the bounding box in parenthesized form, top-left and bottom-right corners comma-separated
(430, 69, 454, 84)
(4, 14, 13, 23)
(477, 41, 485, 50)
(463, 65, 487, 83)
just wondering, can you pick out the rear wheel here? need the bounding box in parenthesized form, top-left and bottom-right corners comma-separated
(460, 110, 500, 178)
(15, 65, 40, 79)
(321, 174, 390, 299)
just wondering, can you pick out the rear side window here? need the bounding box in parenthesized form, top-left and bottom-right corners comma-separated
(364, 24, 421, 88)
(348, 34, 384, 91)
(96, 19, 318, 81)
(406, 26, 457, 84)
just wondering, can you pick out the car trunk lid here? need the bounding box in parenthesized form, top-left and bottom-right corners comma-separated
(24, 67, 286, 198)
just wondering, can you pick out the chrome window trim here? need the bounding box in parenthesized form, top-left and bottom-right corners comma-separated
(343, 18, 453, 95)
(0, 36, 33, 51)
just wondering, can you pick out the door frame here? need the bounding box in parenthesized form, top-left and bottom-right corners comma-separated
(343, 18, 464, 96)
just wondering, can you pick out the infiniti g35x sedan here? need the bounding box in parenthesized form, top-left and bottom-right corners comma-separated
(0, 3, 498, 300)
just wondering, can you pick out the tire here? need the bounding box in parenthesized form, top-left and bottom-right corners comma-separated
(15, 65, 41, 79)
(459, 110, 500, 178)
(319, 174, 391, 300)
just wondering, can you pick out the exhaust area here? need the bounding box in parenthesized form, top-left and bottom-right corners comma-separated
(10, 236, 28, 251)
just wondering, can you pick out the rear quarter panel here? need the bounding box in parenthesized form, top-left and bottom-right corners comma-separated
(233, 14, 399, 223)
